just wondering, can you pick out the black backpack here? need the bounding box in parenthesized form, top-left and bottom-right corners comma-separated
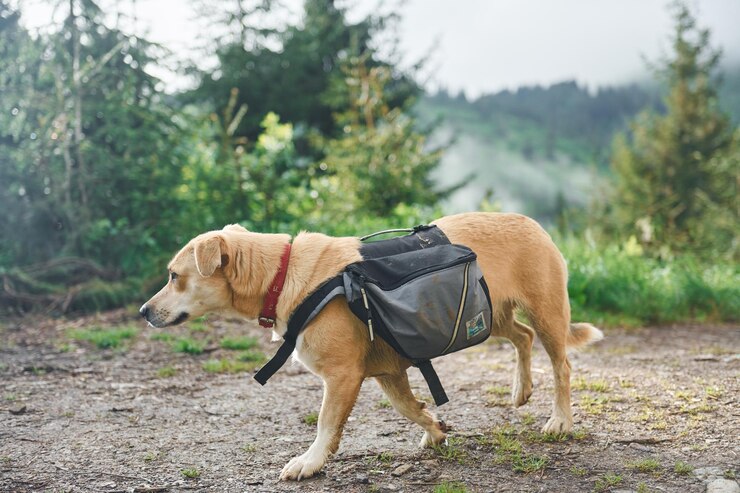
(255, 225, 493, 405)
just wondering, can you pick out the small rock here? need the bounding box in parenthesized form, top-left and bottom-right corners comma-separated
(354, 474, 369, 484)
(391, 464, 412, 477)
(707, 479, 740, 493)
(695, 467, 727, 482)
(628, 442, 652, 452)
(9, 405, 26, 415)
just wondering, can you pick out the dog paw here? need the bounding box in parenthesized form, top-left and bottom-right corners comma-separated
(511, 381, 533, 407)
(280, 451, 326, 481)
(419, 420, 447, 448)
(541, 415, 573, 434)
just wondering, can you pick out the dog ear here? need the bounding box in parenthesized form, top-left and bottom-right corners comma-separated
(194, 236, 224, 277)
(223, 223, 249, 233)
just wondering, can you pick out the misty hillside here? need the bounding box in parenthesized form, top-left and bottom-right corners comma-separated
(420, 67, 740, 223)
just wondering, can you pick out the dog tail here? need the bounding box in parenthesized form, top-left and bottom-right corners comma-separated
(567, 323, 604, 348)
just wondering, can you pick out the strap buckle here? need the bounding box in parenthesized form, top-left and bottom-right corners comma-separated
(258, 316, 275, 328)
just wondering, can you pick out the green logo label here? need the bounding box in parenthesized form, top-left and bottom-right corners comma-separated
(466, 312, 487, 339)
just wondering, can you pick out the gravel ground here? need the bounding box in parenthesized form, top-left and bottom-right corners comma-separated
(1, 310, 738, 492)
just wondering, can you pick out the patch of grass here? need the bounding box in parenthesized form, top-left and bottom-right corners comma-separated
(68, 326, 138, 349)
(433, 481, 468, 493)
(303, 412, 319, 426)
(150, 332, 174, 342)
(619, 378, 635, 388)
(724, 470, 736, 480)
(636, 482, 649, 493)
(594, 472, 623, 492)
(220, 336, 258, 351)
(1, 456, 11, 466)
(579, 395, 609, 415)
(674, 461, 693, 475)
(157, 366, 177, 378)
(570, 466, 588, 477)
(525, 431, 572, 443)
(377, 398, 392, 409)
(235, 350, 266, 365)
(375, 451, 393, 464)
(4, 393, 17, 402)
(187, 317, 208, 332)
(202, 358, 260, 374)
(241, 444, 257, 453)
(678, 401, 715, 415)
(432, 436, 468, 464)
(628, 457, 661, 473)
(180, 468, 200, 479)
(487, 385, 509, 396)
(143, 452, 158, 462)
(512, 453, 548, 474)
(520, 412, 536, 426)
(572, 377, 610, 392)
(705, 385, 724, 400)
(172, 337, 205, 355)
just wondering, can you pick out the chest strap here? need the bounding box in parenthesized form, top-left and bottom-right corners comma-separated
(254, 276, 345, 385)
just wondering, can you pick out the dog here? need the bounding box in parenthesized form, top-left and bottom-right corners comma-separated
(140, 212, 603, 481)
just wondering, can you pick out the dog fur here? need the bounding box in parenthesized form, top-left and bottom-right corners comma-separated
(141, 212, 603, 481)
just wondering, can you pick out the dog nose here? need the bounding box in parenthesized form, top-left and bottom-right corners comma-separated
(139, 304, 150, 319)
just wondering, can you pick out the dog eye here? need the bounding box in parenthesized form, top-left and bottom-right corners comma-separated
(170, 272, 178, 282)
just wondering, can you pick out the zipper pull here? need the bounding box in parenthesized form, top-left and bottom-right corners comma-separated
(360, 287, 374, 342)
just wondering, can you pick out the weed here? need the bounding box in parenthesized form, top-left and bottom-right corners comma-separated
(181, 468, 200, 479)
(570, 466, 588, 477)
(143, 452, 158, 462)
(235, 350, 266, 365)
(724, 470, 736, 480)
(618, 378, 635, 388)
(512, 453, 548, 473)
(1, 456, 11, 466)
(157, 366, 177, 378)
(220, 336, 258, 351)
(4, 393, 16, 402)
(202, 358, 260, 373)
(520, 413, 536, 426)
(150, 332, 174, 342)
(376, 451, 393, 464)
(579, 395, 609, 414)
(241, 444, 257, 453)
(572, 377, 610, 392)
(69, 326, 137, 349)
(525, 431, 571, 443)
(628, 457, 661, 473)
(705, 386, 724, 399)
(377, 398, 392, 409)
(172, 337, 204, 355)
(636, 482, 649, 493)
(678, 401, 715, 415)
(487, 385, 509, 396)
(432, 436, 467, 464)
(433, 481, 468, 493)
(187, 317, 208, 332)
(594, 472, 622, 492)
(303, 412, 319, 426)
(674, 461, 693, 475)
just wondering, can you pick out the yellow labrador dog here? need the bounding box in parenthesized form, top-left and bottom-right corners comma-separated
(140, 212, 602, 480)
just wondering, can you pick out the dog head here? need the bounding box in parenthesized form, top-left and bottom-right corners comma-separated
(139, 224, 250, 327)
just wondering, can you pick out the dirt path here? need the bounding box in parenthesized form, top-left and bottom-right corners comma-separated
(1, 311, 738, 492)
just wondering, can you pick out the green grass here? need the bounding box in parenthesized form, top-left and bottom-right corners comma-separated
(562, 238, 740, 326)
(150, 332, 174, 342)
(180, 468, 200, 479)
(375, 451, 393, 464)
(594, 472, 623, 492)
(172, 337, 205, 355)
(220, 336, 258, 351)
(202, 358, 262, 373)
(512, 453, 548, 473)
(157, 366, 177, 378)
(68, 326, 137, 349)
(235, 350, 266, 364)
(433, 482, 469, 493)
(674, 460, 693, 475)
(303, 412, 319, 426)
(628, 457, 661, 473)
(432, 436, 468, 464)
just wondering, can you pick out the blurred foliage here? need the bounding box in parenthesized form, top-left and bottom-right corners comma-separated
(606, 2, 738, 259)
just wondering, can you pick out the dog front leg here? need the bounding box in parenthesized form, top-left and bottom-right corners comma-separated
(280, 372, 363, 481)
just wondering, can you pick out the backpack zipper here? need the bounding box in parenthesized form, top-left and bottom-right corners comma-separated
(441, 261, 471, 354)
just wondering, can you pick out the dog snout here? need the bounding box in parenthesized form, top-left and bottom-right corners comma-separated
(139, 303, 150, 320)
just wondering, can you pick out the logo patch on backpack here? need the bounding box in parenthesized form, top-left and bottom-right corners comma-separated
(466, 311, 487, 339)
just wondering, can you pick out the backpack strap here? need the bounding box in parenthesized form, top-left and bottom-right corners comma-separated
(416, 360, 449, 406)
(254, 276, 345, 385)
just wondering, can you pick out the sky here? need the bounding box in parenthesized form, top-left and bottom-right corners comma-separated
(18, 0, 740, 97)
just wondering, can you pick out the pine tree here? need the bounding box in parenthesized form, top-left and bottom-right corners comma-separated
(609, 1, 737, 257)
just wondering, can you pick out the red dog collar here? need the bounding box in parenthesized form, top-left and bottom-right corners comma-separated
(258, 243, 291, 328)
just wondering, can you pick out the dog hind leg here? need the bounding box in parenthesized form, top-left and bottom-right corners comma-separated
(280, 371, 363, 481)
(491, 301, 535, 407)
(375, 372, 447, 448)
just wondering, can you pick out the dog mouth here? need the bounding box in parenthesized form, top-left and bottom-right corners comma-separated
(167, 312, 190, 326)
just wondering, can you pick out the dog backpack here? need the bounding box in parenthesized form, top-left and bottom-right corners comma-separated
(254, 225, 493, 406)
